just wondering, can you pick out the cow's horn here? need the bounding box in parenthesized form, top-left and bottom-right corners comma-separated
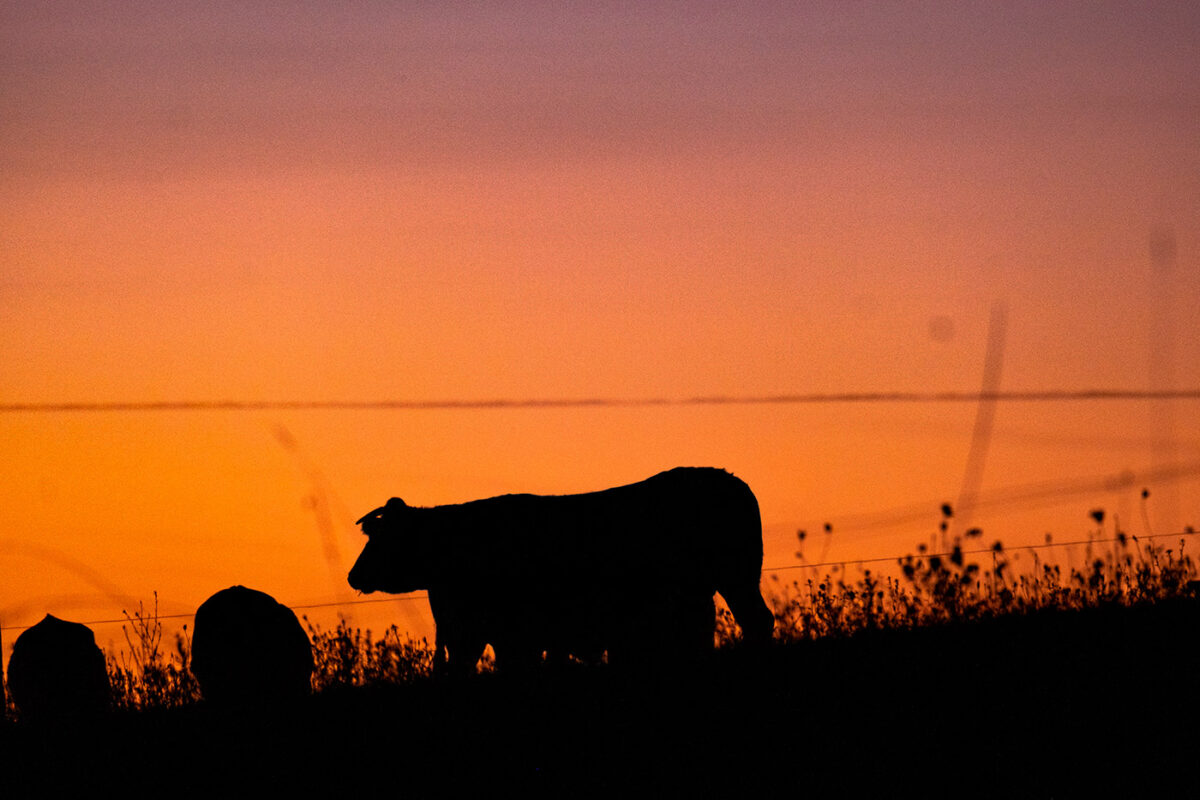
(355, 507, 382, 525)
(355, 497, 408, 526)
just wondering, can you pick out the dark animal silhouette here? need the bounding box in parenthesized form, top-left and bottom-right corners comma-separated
(349, 467, 775, 673)
(6, 614, 110, 720)
(190, 586, 314, 706)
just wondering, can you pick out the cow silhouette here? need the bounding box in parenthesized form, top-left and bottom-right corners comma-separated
(190, 586, 314, 706)
(349, 467, 775, 673)
(7, 614, 110, 720)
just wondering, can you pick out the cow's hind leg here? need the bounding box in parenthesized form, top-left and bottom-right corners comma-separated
(613, 586, 715, 664)
(493, 646, 544, 673)
(672, 591, 717, 657)
(433, 630, 449, 674)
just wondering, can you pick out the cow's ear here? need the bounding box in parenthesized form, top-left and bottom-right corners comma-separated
(385, 497, 408, 512)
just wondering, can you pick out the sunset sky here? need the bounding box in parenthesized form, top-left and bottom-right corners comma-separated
(2, 2, 1198, 656)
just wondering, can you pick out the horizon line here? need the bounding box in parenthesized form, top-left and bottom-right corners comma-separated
(2, 389, 1199, 413)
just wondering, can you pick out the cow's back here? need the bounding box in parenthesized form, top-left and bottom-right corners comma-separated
(437, 467, 759, 580)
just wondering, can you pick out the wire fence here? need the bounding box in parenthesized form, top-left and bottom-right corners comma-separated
(765, 528, 1199, 574)
(3, 528, 1196, 635)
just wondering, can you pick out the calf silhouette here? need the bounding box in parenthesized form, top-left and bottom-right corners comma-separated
(7, 614, 110, 720)
(190, 586, 314, 706)
(349, 467, 775, 673)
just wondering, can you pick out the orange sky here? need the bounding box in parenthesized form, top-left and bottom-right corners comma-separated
(2, 3, 1198, 657)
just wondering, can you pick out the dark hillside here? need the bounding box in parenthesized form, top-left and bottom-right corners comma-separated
(5, 595, 1198, 797)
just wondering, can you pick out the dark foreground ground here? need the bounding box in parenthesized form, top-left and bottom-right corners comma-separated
(5, 597, 1198, 798)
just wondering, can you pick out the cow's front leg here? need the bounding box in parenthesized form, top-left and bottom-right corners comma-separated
(432, 630, 450, 675)
(492, 642, 543, 673)
(440, 633, 487, 678)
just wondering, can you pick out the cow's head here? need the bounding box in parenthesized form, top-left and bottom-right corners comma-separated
(348, 497, 432, 594)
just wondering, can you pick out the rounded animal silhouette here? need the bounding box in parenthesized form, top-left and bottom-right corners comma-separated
(7, 614, 110, 720)
(190, 586, 313, 706)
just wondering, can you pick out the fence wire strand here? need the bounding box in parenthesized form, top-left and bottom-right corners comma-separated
(3, 529, 1196, 634)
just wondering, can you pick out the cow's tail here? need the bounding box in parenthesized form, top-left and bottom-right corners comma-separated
(720, 583, 775, 646)
(712, 472, 775, 645)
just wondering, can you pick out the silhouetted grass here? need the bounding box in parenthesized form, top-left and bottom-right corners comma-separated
(105, 595, 199, 711)
(305, 617, 434, 690)
(770, 516, 1197, 643)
